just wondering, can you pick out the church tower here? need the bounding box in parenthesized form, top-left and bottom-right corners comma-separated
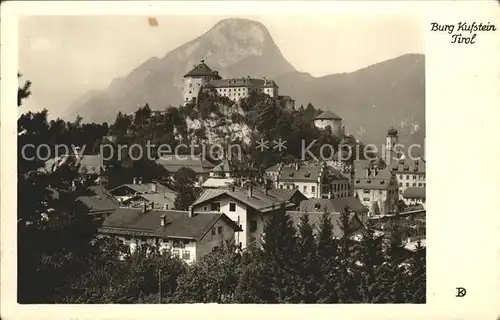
(183, 60, 221, 105)
(384, 127, 398, 165)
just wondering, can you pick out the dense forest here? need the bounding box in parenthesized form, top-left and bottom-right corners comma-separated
(17, 78, 425, 304)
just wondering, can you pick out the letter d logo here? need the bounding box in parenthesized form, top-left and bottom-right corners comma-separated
(455, 287, 466, 297)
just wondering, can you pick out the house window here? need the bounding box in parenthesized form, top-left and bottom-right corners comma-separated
(211, 202, 221, 211)
(399, 175, 403, 179)
(418, 183, 422, 187)
(412, 183, 416, 187)
(399, 182, 402, 187)
(413, 175, 417, 179)
(250, 220, 257, 232)
(204, 206, 208, 211)
(211, 228, 216, 236)
(303, 186, 307, 193)
(229, 203, 236, 212)
(173, 249, 180, 257)
(424, 183, 426, 187)
(363, 197, 370, 201)
(399, 190, 403, 194)
(280, 185, 283, 189)
(311, 186, 316, 193)
(182, 250, 190, 260)
(406, 175, 409, 179)
(364, 189, 370, 194)
(379, 190, 383, 195)
(406, 183, 409, 187)
(218, 226, 222, 234)
(124, 236, 131, 241)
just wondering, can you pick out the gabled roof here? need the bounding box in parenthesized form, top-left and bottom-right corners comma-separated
(278, 163, 324, 182)
(354, 167, 395, 190)
(315, 110, 342, 120)
(286, 211, 364, 239)
(192, 188, 295, 213)
(388, 158, 426, 174)
(100, 208, 241, 240)
(110, 182, 177, 196)
(211, 159, 257, 174)
(155, 155, 215, 174)
(299, 197, 368, 213)
(78, 185, 119, 214)
(43, 154, 103, 175)
(403, 187, 426, 199)
(125, 192, 177, 205)
(184, 60, 220, 78)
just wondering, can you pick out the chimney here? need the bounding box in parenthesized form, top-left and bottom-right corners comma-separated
(150, 202, 155, 210)
(151, 183, 157, 193)
(133, 177, 137, 184)
(248, 184, 253, 198)
(328, 191, 332, 199)
(188, 205, 194, 218)
(138, 177, 143, 185)
(160, 214, 166, 227)
(294, 162, 299, 171)
(142, 202, 147, 214)
(163, 203, 169, 211)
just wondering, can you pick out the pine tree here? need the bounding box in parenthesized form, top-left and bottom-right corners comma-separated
(315, 210, 340, 303)
(260, 203, 300, 303)
(295, 212, 319, 303)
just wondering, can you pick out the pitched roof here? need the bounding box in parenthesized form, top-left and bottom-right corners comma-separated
(110, 182, 177, 196)
(78, 185, 119, 214)
(207, 77, 278, 88)
(155, 155, 215, 174)
(212, 159, 257, 173)
(202, 178, 236, 188)
(125, 192, 177, 205)
(286, 211, 364, 239)
(354, 167, 395, 190)
(192, 188, 295, 213)
(278, 163, 324, 182)
(299, 197, 368, 213)
(43, 154, 103, 175)
(388, 158, 426, 174)
(315, 110, 342, 120)
(403, 187, 426, 199)
(100, 208, 240, 240)
(184, 60, 220, 78)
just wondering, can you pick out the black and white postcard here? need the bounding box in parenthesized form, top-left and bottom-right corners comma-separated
(1, 1, 499, 319)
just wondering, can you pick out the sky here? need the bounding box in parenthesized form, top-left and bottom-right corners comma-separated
(19, 15, 424, 117)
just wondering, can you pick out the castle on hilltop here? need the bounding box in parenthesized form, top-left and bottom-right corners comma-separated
(183, 60, 295, 109)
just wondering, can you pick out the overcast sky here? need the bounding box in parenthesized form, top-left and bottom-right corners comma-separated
(19, 15, 424, 117)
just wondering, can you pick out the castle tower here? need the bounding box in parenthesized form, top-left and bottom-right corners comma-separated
(384, 127, 399, 165)
(183, 59, 221, 105)
(314, 110, 343, 135)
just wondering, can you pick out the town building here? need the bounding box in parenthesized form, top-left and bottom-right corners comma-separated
(191, 186, 306, 249)
(183, 60, 291, 105)
(202, 158, 258, 189)
(314, 110, 344, 135)
(109, 180, 178, 209)
(77, 185, 120, 219)
(155, 154, 216, 186)
(388, 158, 426, 198)
(298, 197, 370, 224)
(42, 153, 109, 185)
(402, 187, 426, 209)
(98, 205, 241, 264)
(266, 162, 351, 199)
(353, 165, 399, 216)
